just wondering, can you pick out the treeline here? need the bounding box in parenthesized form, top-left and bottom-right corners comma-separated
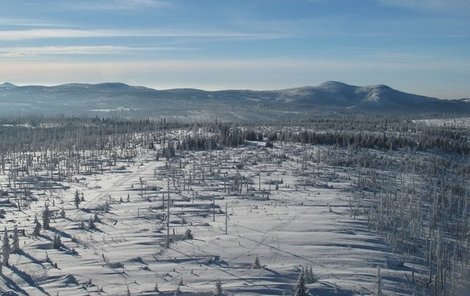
(0, 116, 185, 153)
(1, 115, 469, 156)
(265, 129, 469, 155)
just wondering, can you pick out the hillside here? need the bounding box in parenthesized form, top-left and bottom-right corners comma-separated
(0, 81, 469, 120)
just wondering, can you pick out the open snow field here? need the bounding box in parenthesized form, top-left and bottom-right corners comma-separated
(1, 143, 428, 295)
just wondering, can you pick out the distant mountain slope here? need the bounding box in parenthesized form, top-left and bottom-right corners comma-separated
(0, 81, 469, 120)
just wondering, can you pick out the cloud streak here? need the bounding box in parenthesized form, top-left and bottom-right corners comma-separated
(0, 45, 196, 58)
(63, 0, 171, 11)
(0, 18, 70, 28)
(0, 28, 287, 41)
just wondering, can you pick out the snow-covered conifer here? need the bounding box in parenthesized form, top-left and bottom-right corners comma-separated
(252, 256, 261, 269)
(74, 190, 80, 209)
(43, 203, 50, 230)
(293, 268, 307, 296)
(12, 225, 20, 253)
(33, 215, 42, 237)
(2, 227, 10, 266)
(214, 280, 224, 296)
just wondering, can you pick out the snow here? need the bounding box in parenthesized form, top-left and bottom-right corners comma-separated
(0, 143, 424, 295)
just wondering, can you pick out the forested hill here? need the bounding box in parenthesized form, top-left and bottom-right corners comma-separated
(1, 81, 469, 120)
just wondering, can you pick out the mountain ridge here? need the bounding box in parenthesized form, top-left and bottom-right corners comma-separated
(0, 81, 469, 120)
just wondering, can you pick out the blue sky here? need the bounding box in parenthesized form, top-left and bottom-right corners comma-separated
(1, 0, 470, 98)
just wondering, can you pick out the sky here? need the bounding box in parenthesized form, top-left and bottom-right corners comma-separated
(1, 0, 470, 99)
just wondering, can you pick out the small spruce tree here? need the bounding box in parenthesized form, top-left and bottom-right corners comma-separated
(185, 229, 193, 239)
(214, 280, 224, 296)
(2, 227, 10, 266)
(33, 215, 42, 236)
(53, 234, 62, 249)
(305, 266, 311, 283)
(74, 190, 80, 209)
(293, 268, 307, 296)
(12, 225, 20, 253)
(304, 265, 317, 284)
(252, 256, 261, 269)
(375, 266, 383, 296)
(89, 216, 95, 230)
(43, 204, 50, 230)
(154, 281, 159, 292)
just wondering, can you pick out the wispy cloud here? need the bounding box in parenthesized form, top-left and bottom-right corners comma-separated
(0, 45, 196, 58)
(375, 0, 470, 15)
(0, 28, 288, 41)
(0, 18, 70, 28)
(63, 0, 171, 10)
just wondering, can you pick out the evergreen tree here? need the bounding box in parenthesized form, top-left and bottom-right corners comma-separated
(252, 256, 261, 269)
(89, 216, 96, 230)
(2, 227, 10, 266)
(74, 190, 81, 209)
(304, 266, 311, 283)
(53, 234, 62, 249)
(374, 266, 383, 296)
(43, 204, 50, 230)
(309, 266, 316, 283)
(185, 229, 193, 239)
(375, 266, 383, 296)
(293, 268, 307, 296)
(32, 215, 42, 237)
(154, 281, 159, 292)
(12, 225, 20, 253)
(304, 266, 316, 284)
(214, 280, 224, 296)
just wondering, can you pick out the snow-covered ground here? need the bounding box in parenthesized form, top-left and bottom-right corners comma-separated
(1, 143, 426, 295)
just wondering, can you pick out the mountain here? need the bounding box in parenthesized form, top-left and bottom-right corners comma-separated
(0, 81, 469, 120)
(0, 82, 17, 89)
